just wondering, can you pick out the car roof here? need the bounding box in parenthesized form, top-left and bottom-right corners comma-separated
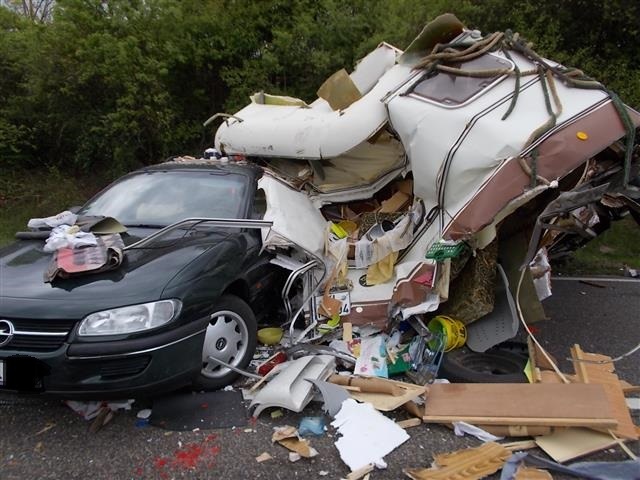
(140, 156, 263, 179)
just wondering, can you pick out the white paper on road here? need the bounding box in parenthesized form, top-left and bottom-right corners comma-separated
(453, 421, 504, 442)
(331, 399, 409, 471)
(626, 398, 640, 410)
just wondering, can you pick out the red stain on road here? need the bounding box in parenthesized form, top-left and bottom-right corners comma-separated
(134, 435, 220, 478)
(173, 443, 204, 469)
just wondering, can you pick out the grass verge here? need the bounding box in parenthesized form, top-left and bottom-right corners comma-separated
(551, 216, 640, 276)
(0, 167, 109, 246)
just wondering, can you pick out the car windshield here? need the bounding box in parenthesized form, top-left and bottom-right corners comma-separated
(78, 170, 249, 227)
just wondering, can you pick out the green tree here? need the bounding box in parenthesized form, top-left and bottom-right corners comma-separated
(0, 0, 637, 177)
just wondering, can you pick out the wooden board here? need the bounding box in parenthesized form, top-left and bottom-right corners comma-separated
(349, 378, 425, 411)
(480, 425, 553, 437)
(571, 345, 639, 440)
(397, 418, 422, 429)
(424, 416, 616, 428)
(538, 370, 578, 384)
(535, 427, 619, 463)
(423, 383, 616, 429)
(620, 380, 640, 394)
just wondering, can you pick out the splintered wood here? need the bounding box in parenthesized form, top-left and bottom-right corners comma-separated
(514, 466, 553, 479)
(570, 344, 638, 440)
(331, 376, 425, 411)
(423, 383, 617, 428)
(403, 442, 510, 480)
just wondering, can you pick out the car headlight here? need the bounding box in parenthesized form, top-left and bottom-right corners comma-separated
(78, 299, 181, 336)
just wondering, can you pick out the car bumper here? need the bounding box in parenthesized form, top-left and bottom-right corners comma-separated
(0, 320, 207, 399)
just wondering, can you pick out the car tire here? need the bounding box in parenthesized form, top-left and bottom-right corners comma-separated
(194, 294, 257, 391)
(439, 344, 528, 383)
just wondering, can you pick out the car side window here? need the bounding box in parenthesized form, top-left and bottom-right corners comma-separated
(252, 188, 267, 219)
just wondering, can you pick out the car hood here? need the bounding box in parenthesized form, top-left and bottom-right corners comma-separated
(0, 228, 230, 318)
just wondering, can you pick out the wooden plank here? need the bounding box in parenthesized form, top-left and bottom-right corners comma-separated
(339, 377, 425, 411)
(528, 337, 558, 372)
(403, 400, 424, 419)
(571, 344, 639, 440)
(535, 427, 620, 463)
(424, 383, 615, 422)
(620, 380, 640, 394)
(423, 416, 617, 428)
(479, 425, 553, 437)
(538, 370, 578, 384)
(500, 440, 538, 451)
(397, 418, 422, 429)
(342, 322, 353, 342)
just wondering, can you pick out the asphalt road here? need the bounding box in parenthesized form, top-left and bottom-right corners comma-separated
(1, 277, 638, 480)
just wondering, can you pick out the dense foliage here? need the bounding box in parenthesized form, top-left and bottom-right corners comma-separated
(1, 0, 638, 176)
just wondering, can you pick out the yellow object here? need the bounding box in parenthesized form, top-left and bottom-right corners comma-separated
(427, 315, 467, 351)
(319, 314, 341, 333)
(250, 92, 308, 107)
(366, 251, 398, 285)
(524, 359, 534, 383)
(316, 68, 362, 111)
(330, 222, 348, 239)
(337, 220, 358, 236)
(576, 131, 589, 140)
(257, 327, 284, 345)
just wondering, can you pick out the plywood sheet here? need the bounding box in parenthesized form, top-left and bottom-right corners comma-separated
(538, 370, 578, 384)
(535, 427, 619, 463)
(348, 378, 425, 411)
(571, 345, 638, 440)
(423, 383, 616, 428)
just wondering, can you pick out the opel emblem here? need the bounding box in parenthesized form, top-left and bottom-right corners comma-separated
(0, 319, 14, 347)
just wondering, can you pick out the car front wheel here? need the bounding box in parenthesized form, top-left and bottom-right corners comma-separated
(194, 294, 257, 390)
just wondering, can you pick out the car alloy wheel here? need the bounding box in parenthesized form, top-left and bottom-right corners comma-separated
(201, 309, 249, 379)
(195, 294, 257, 390)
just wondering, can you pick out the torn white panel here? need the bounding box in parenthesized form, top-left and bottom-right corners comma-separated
(530, 247, 552, 301)
(332, 399, 409, 471)
(400, 292, 440, 319)
(269, 254, 309, 271)
(305, 379, 350, 417)
(385, 49, 609, 227)
(250, 355, 335, 417)
(349, 42, 400, 95)
(266, 131, 406, 195)
(215, 62, 415, 159)
(259, 175, 327, 256)
(355, 214, 414, 268)
(474, 183, 552, 249)
(466, 264, 519, 352)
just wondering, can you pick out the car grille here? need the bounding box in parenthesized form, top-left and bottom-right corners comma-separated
(0, 318, 75, 352)
(98, 356, 151, 379)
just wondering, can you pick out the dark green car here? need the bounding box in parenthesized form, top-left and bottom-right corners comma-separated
(0, 160, 286, 398)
